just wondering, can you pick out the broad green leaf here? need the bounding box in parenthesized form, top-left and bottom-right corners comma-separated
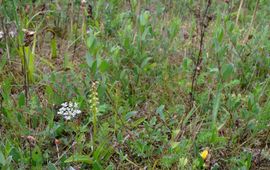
(156, 105, 165, 121)
(125, 111, 138, 120)
(170, 141, 180, 149)
(222, 63, 234, 80)
(32, 146, 43, 166)
(86, 53, 94, 68)
(139, 11, 150, 27)
(209, 67, 219, 73)
(141, 57, 152, 68)
(87, 35, 95, 50)
(0, 151, 5, 165)
(182, 57, 192, 71)
(217, 28, 224, 43)
(141, 27, 151, 41)
(99, 60, 110, 73)
(9, 147, 21, 162)
(91, 60, 98, 74)
(47, 162, 58, 170)
(224, 79, 240, 88)
(18, 93, 25, 107)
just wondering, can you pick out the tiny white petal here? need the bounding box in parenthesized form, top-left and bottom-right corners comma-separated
(63, 111, 69, 115)
(65, 116, 71, 120)
(62, 102, 68, 107)
(9, 31, 16, 38)
(0, 31, 4, 39)
(59, 107, 65, 112)
(69, 102, 73, 107)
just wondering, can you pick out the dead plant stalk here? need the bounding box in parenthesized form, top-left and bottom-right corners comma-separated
(190, 0, 212, 105)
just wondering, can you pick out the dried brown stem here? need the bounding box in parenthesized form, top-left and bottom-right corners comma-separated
(189, 0, 212, 105)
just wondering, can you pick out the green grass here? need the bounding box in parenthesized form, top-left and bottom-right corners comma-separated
(0, 0, 270, 169)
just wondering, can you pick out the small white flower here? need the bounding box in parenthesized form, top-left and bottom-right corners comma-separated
(65, 116, 72, 120)
(59, 107, 65, 112)
(62, 102, 68, 107)
(8, 31, 17, 38)
(69, 102, 73, 108)
(0, 31, 4, 39)
(57, 102, 81, 120)
(81, 0, 87, 4)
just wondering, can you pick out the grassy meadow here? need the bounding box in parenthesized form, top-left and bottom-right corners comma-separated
(0, 0, 270, 169)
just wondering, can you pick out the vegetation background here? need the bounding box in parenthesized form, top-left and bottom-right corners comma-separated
(0, 0, 269, 169)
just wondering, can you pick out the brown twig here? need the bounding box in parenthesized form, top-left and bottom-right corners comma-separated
(1, 18, 11, 65)
(22, 45, 29, 106)
(189, 0, 212, 105)
(243, 0, 260, 44)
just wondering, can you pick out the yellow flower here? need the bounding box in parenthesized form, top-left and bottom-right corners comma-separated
(200, 148, 209, 160)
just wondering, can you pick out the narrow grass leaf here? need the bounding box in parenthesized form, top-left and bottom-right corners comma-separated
(64, 155, 92, 164)
(212, 85, 222, 127)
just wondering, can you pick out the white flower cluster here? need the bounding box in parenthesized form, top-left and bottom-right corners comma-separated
(57, 102, 82, 120)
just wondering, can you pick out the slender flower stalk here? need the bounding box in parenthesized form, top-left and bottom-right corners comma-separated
(89, 81, 99, 140)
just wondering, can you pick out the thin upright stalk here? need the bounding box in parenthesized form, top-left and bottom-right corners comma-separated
(190, 0, 212, 104)
(236, 0, 244, 26)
